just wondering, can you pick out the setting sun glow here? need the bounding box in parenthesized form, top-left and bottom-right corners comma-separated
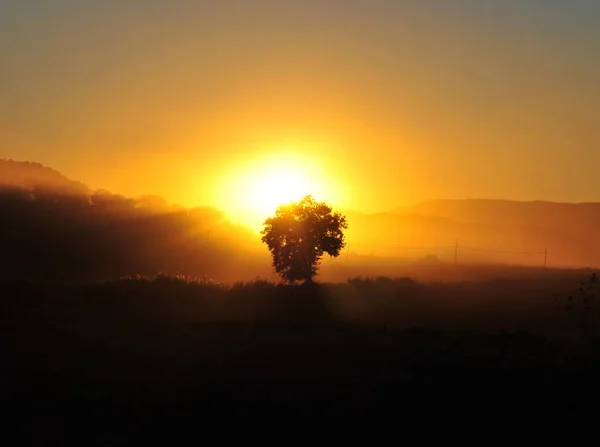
(246, 169, 312, 215)
(217, 152, 341, 230)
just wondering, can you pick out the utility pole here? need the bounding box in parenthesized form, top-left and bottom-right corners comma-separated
(454, 239, 458, 266)
(543, 248, 547, 268)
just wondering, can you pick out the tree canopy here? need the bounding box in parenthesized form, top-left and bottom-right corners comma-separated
(261, 195, 348, 283)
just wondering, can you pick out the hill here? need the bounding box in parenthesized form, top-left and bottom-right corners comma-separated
(0, 159, 90, 195)
(0, 160, 268, 282)
(339, 199, 600, 268)
(395, 199, 600, 233)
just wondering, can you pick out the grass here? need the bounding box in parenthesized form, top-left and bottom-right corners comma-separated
(2, 272, 600, 440)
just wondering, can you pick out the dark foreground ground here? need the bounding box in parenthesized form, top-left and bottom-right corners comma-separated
(2, 272, 600, 441)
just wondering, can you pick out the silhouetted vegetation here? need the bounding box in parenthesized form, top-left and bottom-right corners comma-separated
(555, 272, 600, 340)
(3, 160, 600, 440)
(262, 195, 347, 283)
(0, 162, 263, 283)
(3, 272, 600, 442)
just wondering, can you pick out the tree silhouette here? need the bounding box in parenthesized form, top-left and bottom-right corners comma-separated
(261, 195, 348, 283)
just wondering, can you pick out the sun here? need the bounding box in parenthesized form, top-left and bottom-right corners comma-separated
(216, 151, 339, 231)
(246, 169, 312, 216)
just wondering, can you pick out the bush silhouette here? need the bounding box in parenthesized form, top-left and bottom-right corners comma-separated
(261, 195, 347, 283)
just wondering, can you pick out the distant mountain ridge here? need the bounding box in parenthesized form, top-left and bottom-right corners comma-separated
(394, 198, 600, 222)
(392, 199, 600, 237)
(341, 199, 600, 268)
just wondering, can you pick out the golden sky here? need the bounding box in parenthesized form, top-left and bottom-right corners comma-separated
(1, 1, 599, 224)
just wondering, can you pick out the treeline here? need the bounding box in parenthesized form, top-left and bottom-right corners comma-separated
(0, 184, 262, 282)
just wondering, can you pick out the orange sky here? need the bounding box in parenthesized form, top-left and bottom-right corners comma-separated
(1, 1, 599, 223)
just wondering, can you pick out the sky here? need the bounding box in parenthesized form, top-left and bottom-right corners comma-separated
(1, 0, 599, 222)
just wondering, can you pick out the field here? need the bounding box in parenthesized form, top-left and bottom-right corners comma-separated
(3, 268, 600, 441)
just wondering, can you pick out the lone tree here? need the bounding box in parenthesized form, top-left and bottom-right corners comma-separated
(261, 195, 348, 283)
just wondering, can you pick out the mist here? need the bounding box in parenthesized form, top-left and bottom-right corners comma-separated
(1, 159, 599, 287)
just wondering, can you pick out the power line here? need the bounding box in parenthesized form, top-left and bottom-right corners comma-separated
(343, 240, 560, 267)
(389, 245, 457, 250)
(382, 244, 548, 256)
(454, 239, 458, 265)
(459, 246, 546, 255)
